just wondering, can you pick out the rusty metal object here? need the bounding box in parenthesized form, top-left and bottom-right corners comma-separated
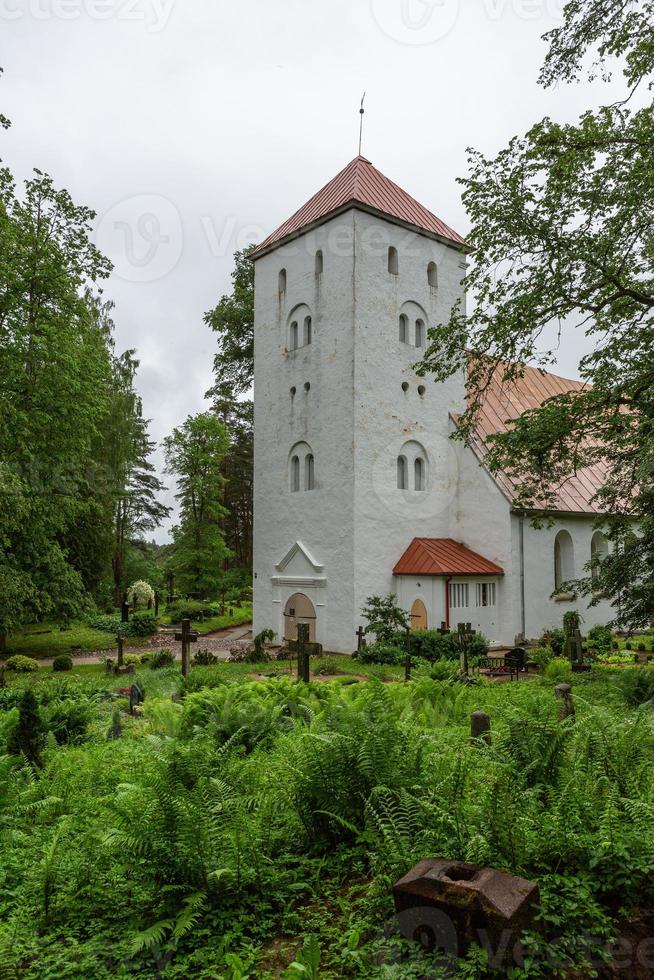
(393, 858, 539, 965)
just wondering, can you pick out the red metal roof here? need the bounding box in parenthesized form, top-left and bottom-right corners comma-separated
(251, 156, 464, 258)
(465, 359, 608, 515)
(393, 538, 504, 577)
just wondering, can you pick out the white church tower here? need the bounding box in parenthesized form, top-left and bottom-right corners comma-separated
(251, 156, 469, 652)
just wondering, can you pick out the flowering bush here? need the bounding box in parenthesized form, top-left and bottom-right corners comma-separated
(127, 580, 155, 609)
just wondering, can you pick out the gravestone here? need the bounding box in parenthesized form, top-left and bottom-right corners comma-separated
(393, 858, 539, 965)
(555, 683, 575, 720)
(471, 711, 491, 745)
(356, 625, 366, 654)
(175, 618, 199, 679)
(129, 682, 145, 716)
(121, 600, 129, 624)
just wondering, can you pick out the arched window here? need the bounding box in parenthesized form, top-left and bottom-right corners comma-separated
(428, 262, 438, 288)
(305, 454, 315, 491)
(399, 314, 408, 343)
(398, 439, 428, 492)
(289, 321, 298, 350)
(290, 442, 314, 494)
(304, 316, 312, 346)
(290, 455, 300, 492)
(415, 318, 425, 348)
(388, 246, 399, 276)
(554, 530, 575, 590)
(287, 304, 312, 351)
(399, 301, 428, 348)
(279, 268, 287, 293)
(591, 530, 609, 582)
(315, 250, 323, 276)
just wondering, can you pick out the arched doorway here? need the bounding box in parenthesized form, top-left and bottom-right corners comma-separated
(284, 593, 317, 642)
(410, 598, 428, 631)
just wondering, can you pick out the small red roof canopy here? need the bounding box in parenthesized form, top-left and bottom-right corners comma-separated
(393, 538, 504, 577)
(251, 156, 464, 258)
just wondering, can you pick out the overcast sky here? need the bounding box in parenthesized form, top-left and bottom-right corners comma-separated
(1, 0, 615, 541)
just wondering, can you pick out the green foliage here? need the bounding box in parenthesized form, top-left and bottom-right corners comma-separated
(150, 648, 175, 670)
(545, 657, 574, 683)
(541, 628, 565, 657)
(192, 648, 217, 667)
(529, 646, 554, 670)
(7, 688, 44, 764)
(361, 594, 410, 644)
(416, 0, 654, 631)
(5, 654, 39, 672)
(617, 668, 654, 708)
(587, 624, 614, 657)
(204, 246, 255, 398)
(87, 612, 157, 637)
(166, 598, 219, 621)
(164, 413, 231, 598)
(52, 654, 73, 672)
(358, 642, 406, 665)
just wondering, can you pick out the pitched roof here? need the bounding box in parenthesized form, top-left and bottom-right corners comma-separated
(393, 538, 504, 577)
(251, 156, 464, 258)
(465, 360, 609, 515)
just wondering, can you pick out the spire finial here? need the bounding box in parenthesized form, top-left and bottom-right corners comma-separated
(358, 92, 366, 156)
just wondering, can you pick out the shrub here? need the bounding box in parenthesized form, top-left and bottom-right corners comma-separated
(408, 629, 459, 661)
(587, 624, 613, 657)
(617, 668, 654, 707)
(361, 594, 410, 644)
(127, 613, 157, 637)
(86, 612, 157, 637)
(545, 658, 573, 683)
(7, 689, 44, 764)
(5, 655, 39, 673)
(52, 654, 73, 672)
(127, 580, 155, 609)
(123, 654, 142, 667)
(166, 599, 216, 621)
(43, 698, 95, 745)
(359, 643, 405, 665)
(150, 649, 175, 670)
(529, 646, 554, 670)
(428, 659, 459, 681)
(192, 649, 217, 667)
(540, 628, 565, 656)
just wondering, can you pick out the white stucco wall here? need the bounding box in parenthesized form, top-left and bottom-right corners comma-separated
(518, 515, 614, 640)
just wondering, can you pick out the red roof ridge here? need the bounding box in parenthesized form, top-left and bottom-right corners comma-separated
(251, 156, 464, 258)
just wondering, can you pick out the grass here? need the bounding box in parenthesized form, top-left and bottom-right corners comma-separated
(3, 604, 253, 661)
(158, 603, 252, 635)
(4, 621, 149, 659)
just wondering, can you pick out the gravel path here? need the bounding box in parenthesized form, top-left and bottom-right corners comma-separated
(34, 625, 253, 667)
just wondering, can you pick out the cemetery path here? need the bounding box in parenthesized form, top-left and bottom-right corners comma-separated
(38, 624, 253, 667)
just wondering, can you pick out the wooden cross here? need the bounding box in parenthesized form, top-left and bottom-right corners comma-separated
(121, 599, 129, 624)
(457, 622, 476, 676)
(116, 634, 124, 667)
(175, 617, 199, 679)
(296, 623, 310, 683)
(437, 621, 449, 637)
(404, 625, 412, 681)
(356, 625, 367, 653)
(572, 628, 584, 664)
